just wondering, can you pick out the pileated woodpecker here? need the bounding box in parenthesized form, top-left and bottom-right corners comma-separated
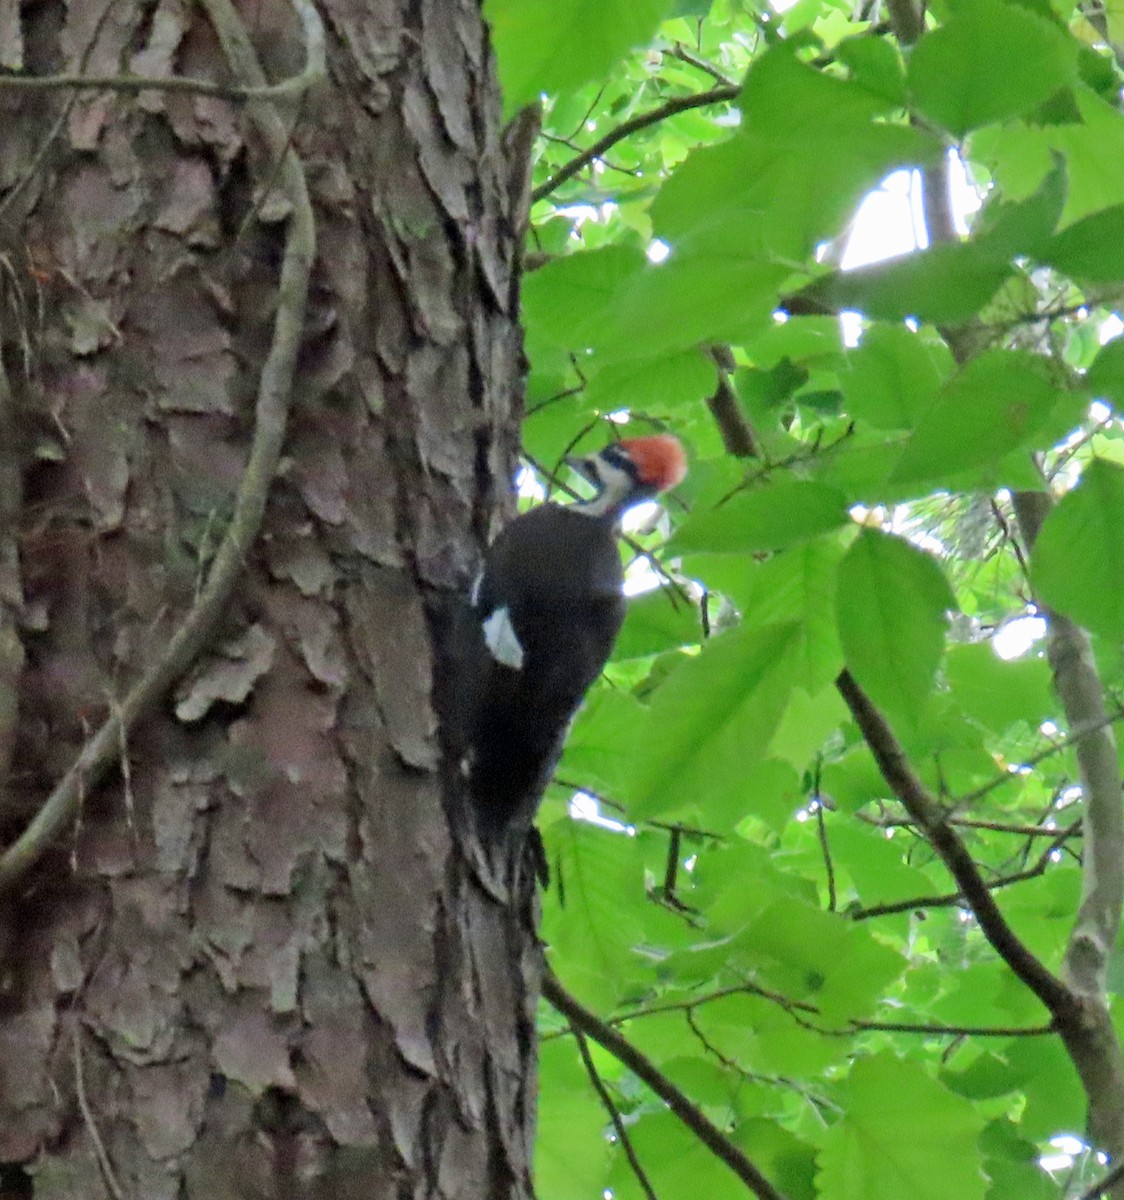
(464, 435, 687, 843)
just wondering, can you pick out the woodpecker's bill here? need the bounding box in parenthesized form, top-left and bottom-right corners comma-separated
(465, 435, 687, 840)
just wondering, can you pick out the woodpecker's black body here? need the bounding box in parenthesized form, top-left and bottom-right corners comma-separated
(467, 503, 625, 836)
(462, 435, 687, 846)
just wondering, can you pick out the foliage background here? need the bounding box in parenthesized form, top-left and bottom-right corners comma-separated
(485, 1, 1124, 1196)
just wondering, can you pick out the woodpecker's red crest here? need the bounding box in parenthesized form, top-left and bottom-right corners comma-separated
(618, 434, 688, 493)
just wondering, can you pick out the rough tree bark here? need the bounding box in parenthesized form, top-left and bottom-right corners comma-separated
(0, 1, 536, 1197)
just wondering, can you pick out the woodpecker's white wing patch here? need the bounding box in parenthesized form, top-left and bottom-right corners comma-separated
(482, 606, 524, 669)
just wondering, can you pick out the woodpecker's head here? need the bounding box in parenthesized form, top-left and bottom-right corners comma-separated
(568, 435, 687, 517)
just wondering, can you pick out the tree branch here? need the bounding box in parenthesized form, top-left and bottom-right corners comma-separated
(0, 0, 320, 893)
(532, 84, 739, 204)
(814, 801, 837, 911)
(1013, 491, 1124, 1001)
(544, 979, 1055, 1043)
(885, 0, 925, 49)
(956, 703, 1124, 810)
(858, 812, 1083, 838)
(705, 345, 760, 458)
(571, 1022, 658, 1200)
(853, 819, 1080, 920)
(835, 670, 1073, 1017)
(1012, 488, 1124, 1165)
(668, 44, 736, 87)
(543, 971, 789, 1200)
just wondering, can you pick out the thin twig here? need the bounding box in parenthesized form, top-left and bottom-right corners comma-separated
(957, 706, 1124, 810)
(543, 977, 1056, 1043)
(543, 971, 789, 1200)
(0, 0, 319, 893)
(857, 812, 1083, 838)
(571, 1022, 659, 1200)
(73, 1027, 125, 1200)
(814, 802, 837, 911)
(0, 1, 324, 105)
(667, 44, 736, 86)
(853, 818, 1081, 920)
(532, 84, 739, 204)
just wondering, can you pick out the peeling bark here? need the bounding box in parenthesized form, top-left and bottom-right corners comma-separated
(0, 1, 534, 1196)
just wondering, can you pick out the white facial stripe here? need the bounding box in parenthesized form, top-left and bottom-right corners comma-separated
(482, 606, 525, 669)
(575, 456, 638, 518)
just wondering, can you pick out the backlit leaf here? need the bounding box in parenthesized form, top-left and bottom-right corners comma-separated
(671, 481, 849, 554)
(908, 0, 1078, 135)
(837, 530, 956, 724)
(487, 0, 674, 114)
(1030, 459, 1124, 638)
(817, 1054, 987, 1200)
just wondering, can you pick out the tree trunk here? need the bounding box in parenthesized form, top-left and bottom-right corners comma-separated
(0, 1, 534, 1197)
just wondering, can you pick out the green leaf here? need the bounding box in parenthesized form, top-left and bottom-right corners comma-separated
(622, 622, 800, 821)
(835, 34, 907, 106)
(812, 242, 1013, 324)
(1030, 459, 1124, 639)
(696, 991, 846, 1079)
(695, 536, 846, 693)
(486, 0, 674, 114)
(1087, 336, 1124, 407)
(1043, 203, 1124, 284)
(940, 1054, 1022, 1103)
(1003, 1037, 1086, 1139)
(769, 685, 849, 775)
(734, 899, 905, 1018)
(891, 351, 1072, 486)
(827, 821, 936, 913)
(614, 589, 703, 660)
(601, 252, 790, 363)
(608, 1112, 748, 1199)
(583, 349, 714, 413)
(972, 156, 1067, 259)
(563, 688, 647, 798)
(722, 757, 804, 834)
(522, 245, 646, 355)
(944, 642, 1053, 734)
(837, 529, 956, 724)
(820, 745, 889, 815)
(540, 820, 647, 1007)
(736, 1121, 818, 1200)
(536, 1041, 610, 1199)
(979, 1119, 1058, 1200)
(652, 46, 938, 262)
(841, 323, 954, 431)
(973, 86, 1124, 227)
(907, 0, 1079, 136)
(816, 1054, 987, 1200)
(671, 482, 850, 554)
